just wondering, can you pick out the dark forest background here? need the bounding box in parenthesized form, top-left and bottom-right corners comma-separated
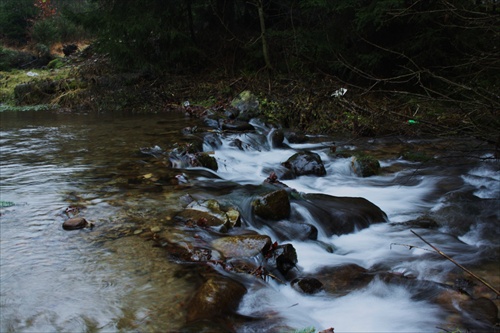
(1, 0, 498, 141)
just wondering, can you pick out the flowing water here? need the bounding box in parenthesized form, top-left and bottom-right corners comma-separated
(1, 110, 498, 333)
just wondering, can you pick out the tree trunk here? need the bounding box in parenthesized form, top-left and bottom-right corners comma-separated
(256, 0, 272, 70)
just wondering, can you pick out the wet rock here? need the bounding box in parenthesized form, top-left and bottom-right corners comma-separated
(186, 276, 247, 322)
(315, 264, 373, 295)
(226, 208, 241, 228)
(221, 120, 255, 132)
(176, 199, 240, 231)
(252, 189, 290, 221)
(62, 217, 90, 230)
(273, 221, 318, 241)
(285, 131, 309, 144)
(203, 132, 223, 150)
(266, 243, 298, 278)
(351, 153, 380, 177)
(212, 235, 272, 258)
(394, 216, 439, 229)
(299, 193, 387, 236)
(195, 152, 218, 171)
(270, 129, 286, 148)
(291, 277, 324, 294)
(459, 297, 498, 326)
(281, 151, 326, 179)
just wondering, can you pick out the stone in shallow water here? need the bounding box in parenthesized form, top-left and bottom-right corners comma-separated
(211, 235, 272, 258)
(186, 276, 247, 322)
(291, 277, 324, 294)
(62, 217, 89, 230)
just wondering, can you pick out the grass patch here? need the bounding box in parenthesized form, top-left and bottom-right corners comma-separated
(0, 66, 74, 106)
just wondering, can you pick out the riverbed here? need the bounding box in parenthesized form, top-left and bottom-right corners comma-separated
(1, 109, 498, 332)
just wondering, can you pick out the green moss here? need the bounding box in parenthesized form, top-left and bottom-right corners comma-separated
(352, 152, 380, 177)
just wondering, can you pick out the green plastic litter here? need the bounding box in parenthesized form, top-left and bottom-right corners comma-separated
(408, 119, 419, 124)
(0, 201, 15, 208)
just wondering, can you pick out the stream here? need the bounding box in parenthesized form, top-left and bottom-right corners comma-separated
(1, 109, 498, 333)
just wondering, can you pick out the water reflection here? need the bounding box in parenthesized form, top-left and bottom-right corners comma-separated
(1, 110, 199, 332)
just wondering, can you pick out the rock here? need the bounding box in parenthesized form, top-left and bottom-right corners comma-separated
(62, 217, 89, 230)
(195, 152, 218, 171)
(351, 153, 380, 177)
(315, 264, 373, 295)
(273, 221, 318, 241)
(459, 297, 498, 326)
(221, 120, 255, 132)
(394, 216, 439, 229)
(186, 276, 247, 322)
(281, 151, 326, 179)
(225, 208, 241, 228)
(298, 193, 387, 236)
(252, 189, 290, 221)
(285, 131, 309, 144)
(291, 277, 324, 294)
(212, 235, 272, 258)
(266, 243, 298, 278)
(231, 90, 260, 121)
(176, 199, 240, 231)
(270, 129, 286, 148)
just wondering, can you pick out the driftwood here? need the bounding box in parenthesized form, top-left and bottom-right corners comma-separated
(409, 230, 499, 297)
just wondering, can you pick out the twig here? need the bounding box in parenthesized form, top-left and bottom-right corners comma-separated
(410, 230, 500, 297)
(390, 243, 433, 252)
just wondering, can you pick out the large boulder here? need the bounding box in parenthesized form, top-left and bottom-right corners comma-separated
(281, 151, 326, 179)
(252, 189, 290, 221)
(297, 193, 387, 236)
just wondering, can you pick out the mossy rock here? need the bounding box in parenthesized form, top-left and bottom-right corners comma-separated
(252, 189, 290, 220)
(351, 153, 380, 177)
(196, 152, 218, 171)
